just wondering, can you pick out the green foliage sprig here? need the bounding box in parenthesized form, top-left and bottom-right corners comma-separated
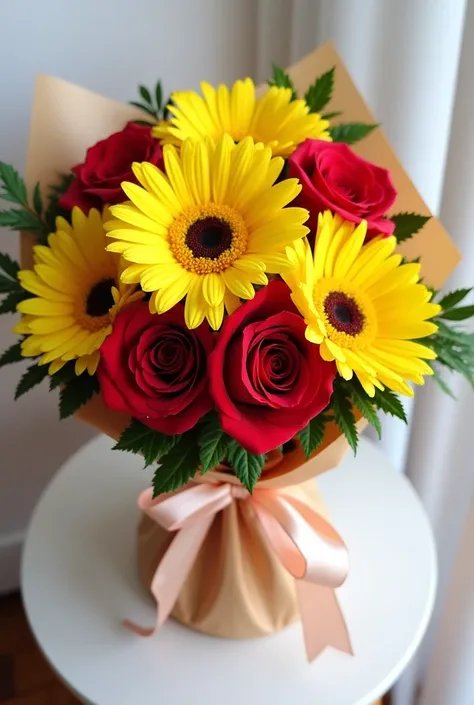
(130, 80, 170, 122)
(0, 164, 73, 245)
(59, 373, 100, 419)
(114, 411, 268, 496)
(304, 67, 335, 114)
(268, 65, 297, 100)
(391, 212, 431, 244)
(298, 413, 329, 459)
(0, 163, 47, 240)
(15, 362, 50, 399)
(317, 378, 407, 455)
(0, 252, 31, 313)
(329, 122, 378, 144)
(426, 288, 474, 394)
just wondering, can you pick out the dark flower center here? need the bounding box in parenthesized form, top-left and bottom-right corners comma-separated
(186, 217, 233, 259)
(324, 291, 365, 336)
(86, 278, 115, 317)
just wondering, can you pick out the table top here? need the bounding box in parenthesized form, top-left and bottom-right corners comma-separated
(22, 435, 436, 705)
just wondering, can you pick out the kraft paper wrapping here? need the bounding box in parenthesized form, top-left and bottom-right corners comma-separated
(137, 478, 326, 638)
(19, 44, 460, 640)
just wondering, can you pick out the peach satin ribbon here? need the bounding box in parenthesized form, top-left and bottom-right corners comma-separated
(126, 482, 353, 661)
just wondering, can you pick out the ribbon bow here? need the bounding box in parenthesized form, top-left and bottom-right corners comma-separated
(126, 482, 353, 660)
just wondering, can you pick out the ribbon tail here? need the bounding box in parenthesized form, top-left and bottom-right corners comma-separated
(125, 512, 214, 637)
(295, 580, 353, 661)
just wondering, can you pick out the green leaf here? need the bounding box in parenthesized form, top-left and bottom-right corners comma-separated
(0, 290, 29, 314)
(431, 368, 456, 398)
(350, 383, 382, 439)
(163, 95, 173, 120)
(0, 340, 23, 367)
(44, 173, 74, 234)
(268, 65, 297, 100)
(438, 288, 472, 311)
(113, 418, 177, 465)
(321, 110, 342, 120)
(155, 81, 163, 111)
(440, 305, 474, 321)
(113, 418, 155, 454)
(15, 363, 49, 399)
(152, 431, 200, 496)
(0, 252, 20, 280)
(198, 413, 230, 473)
(331, 392, 358, 454)
(129, 101, 158, 119)
(226, 439, 265, 492)
(132, 119, 155, 127)
(372, 388, 407, 423)
(0, 275, 15, 293)
(59, 374, 100, 419)
(33, 183, 43, 216)
(0, 209, 42, 232)
(329, 122, 378, 145)
(434, 344, 474, 386)
(391, 212, 431, 243)
(298, 413, 328, 459)
(142, 431, 177, 467)
(304, 67, 335, 114)
(0, 163, 28, 207)
(139, 85, 152, 104)
(48, 361, 76, 389)
(435, 320, 474, 344)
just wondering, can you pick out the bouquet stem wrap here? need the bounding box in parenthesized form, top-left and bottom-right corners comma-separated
(134, 474, 353, 660)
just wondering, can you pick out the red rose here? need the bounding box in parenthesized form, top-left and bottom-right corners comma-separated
(98, 301, 214, 435)
(288, 139, 397, 238)
(208, 281, 335, 454)
(59, 122, 164, 212)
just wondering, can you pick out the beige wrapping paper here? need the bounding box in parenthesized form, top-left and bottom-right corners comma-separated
(138, 477, 327, 637)
(19, 43, 460, 640)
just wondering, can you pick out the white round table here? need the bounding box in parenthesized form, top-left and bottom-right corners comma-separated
(22, 436, 436, 705)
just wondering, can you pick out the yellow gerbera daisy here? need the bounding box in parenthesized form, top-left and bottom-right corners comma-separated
(285, 211, 441, 397)
(16, 207, 142, 376)
(106, 135, 309, 330)
(153, 78, 331, 157)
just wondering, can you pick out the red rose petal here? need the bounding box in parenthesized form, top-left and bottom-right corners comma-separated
(98, 301, 214, 434)
(288, 138, 397, 239)
(208, 281, 336, 453)
(58, 122, 164, 213)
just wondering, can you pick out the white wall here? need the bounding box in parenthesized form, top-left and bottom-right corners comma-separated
(0, 0, 258, 592)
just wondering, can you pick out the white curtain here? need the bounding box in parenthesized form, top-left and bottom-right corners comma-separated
(255, 1, 474, 703)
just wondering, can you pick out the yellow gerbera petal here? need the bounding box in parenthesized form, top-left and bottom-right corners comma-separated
(224, 289, 241, 315)
(75, 356, 89, 376)
(17, 208, 137, 375)
(221, 268, 255, 299)
(154, 78, 331, 157)
(286, 211, 440, 396)
(107, 135, 307, 329)
(154, 270, 195, 314)
(207, 301, 225, 331)
(185, 277, 207, 329)
(163, 144, 194, 209)
(202, 272, 226, 306)
(49, 359, 67, 375)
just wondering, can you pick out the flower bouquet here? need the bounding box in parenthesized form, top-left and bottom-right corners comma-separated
(1, 43, 473, 660)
